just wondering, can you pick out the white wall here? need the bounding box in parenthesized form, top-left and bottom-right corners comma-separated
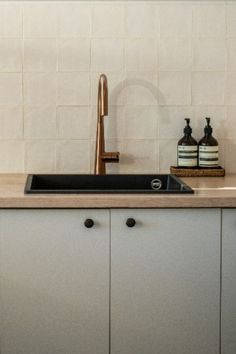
(0, 0, 234, 173)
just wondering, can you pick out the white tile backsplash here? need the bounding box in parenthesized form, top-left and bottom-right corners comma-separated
(24, 73, 57, 105)
(126, 4, 159, 38)
(91, 38, 124, 72)
(0, 39, 22, 72)
(159, 72, 191, 106)
(92, 4, 124, 38)
(0, 73, 22, 105)
(192, 72, 225, 105)
(0, 141, 24, 172)
(159, 37, 192, 71)
(58, 39, 90, 72)
(159, 4, 192, 37)
(24, 105, 56, 139)
(57, 3, 91, 38)
(25, 140, 55, 173)
(193, 4, 226, 38)
(57, 106, 90, 139)
(23, 3, 57, 38)
(125, 38, 158, 72)
(0, 1, 234, 173)
(0, 3, 22, 38)
(193, 38, 226, 71)
(24, 39, 57, 72)
(57, 72, 90, 105)
(56, 140, 90, 173)
(0, 106, 23, 139)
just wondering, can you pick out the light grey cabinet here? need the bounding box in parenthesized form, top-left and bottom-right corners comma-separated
(222, 209, 236, 354)
(0, 210, 109, 354)
(111, 209, 221, 354)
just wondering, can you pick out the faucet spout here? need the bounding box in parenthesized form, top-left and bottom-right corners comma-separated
(94, 74, 120, 175)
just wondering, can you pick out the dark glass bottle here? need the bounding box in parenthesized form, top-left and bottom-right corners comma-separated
(198, 117, 219, 168)
(177, 118, 198, 168)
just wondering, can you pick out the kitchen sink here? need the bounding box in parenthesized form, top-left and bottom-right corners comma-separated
(25, 174, 193, 194)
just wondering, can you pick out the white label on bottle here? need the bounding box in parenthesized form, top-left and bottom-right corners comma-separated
(199, 146, 219, 167)
(178, 146, 198, 167)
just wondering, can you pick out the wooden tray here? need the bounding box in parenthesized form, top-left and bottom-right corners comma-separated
(170, 166, 225, 177)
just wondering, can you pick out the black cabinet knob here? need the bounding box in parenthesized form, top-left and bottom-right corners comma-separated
(84, 219, 94, 228)
(126, 218, 136, 228)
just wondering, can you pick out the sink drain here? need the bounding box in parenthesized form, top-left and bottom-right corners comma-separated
(151, 179, 162, 190)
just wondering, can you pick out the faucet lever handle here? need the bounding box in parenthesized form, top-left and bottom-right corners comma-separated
(101, 152, 120, 163)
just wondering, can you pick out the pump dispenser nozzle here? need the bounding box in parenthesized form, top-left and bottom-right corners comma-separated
(204, 117, 213, 136)
(184, 118, 192, 135)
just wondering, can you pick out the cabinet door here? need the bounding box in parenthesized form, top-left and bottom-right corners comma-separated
(0, 210, 109, 354)
(111, 209, 220, 354)
(222, 209, 236, 354)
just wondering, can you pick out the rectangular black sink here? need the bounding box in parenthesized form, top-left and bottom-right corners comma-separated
(25, 174, 193, 194)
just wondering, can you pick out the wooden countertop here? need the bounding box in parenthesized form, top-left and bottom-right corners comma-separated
(1, 174, 236, 208)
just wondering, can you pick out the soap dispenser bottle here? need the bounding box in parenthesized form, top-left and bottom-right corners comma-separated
(198, 117, 219, 168)
(177, 118, 198, 167)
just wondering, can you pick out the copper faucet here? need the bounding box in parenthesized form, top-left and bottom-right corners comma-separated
(94, 74, 120, 175)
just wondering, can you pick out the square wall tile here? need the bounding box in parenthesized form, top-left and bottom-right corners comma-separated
(193, 38, 226, 71)
(92, 4, 124, 38)
(24, 73, 57, 105)
(224, 139, 236, 173)
(91, 72, 125, 106)
(124, 73, 158, 106)
(0, 3, 22, 38)
(0, 74, 22, 105)
(0, 141, 24, 173)
(126, 4, 159, 38)
(226, 4, 236, 37)
(158, 106, 193, 139)
(56, 140, 90, 173)
(24, 105, 56, 139)
(91, 38, 124, 72)
(57, 106, 90, 139)
(57, 72, 90, 106)
(227, 39, 236, 71)
(0, 106, 23, 139)
(58, 3, 91, 38)
(192, 106, 226, 140)
(58, 39, 90, 72)
(124, 106, 158, 139)
(125, 38, 157, 72)
(23, 3, 57, 38)
(159, 4, 192, 37)
(25, 140, 55, 173)
(226, 106, 236, 138)
(193, 4, 226, 38)
(226, 72, 236, 105)
(24, 39, 57, 72)
(121, 139, 157, 174)
(159, 139, 178, 173)
(159, 37, 192, 71)
(192, 72, 225, 105)
(0, 39, 22, 72)
(159, 72, 191, 106)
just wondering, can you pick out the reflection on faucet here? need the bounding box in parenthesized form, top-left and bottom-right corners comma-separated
(94, 74, 120, 175)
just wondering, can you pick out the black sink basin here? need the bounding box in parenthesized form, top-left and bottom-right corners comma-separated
(25, 174, 193, 194)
